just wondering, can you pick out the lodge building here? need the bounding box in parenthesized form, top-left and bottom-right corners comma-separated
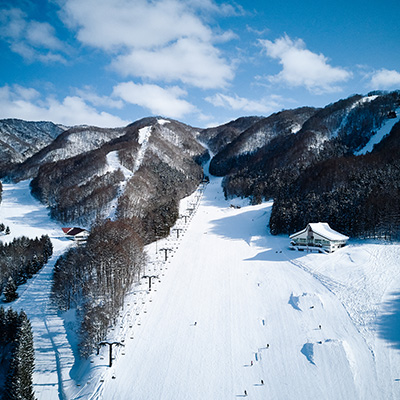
(289, 222, 349, 253)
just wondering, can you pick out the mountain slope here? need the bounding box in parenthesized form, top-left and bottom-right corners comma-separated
(29, 117, 208, 242)
(0, 119, 65, 177)
(209, 106, 318, 176)
(198, 116, 264, 154)
(7, 125, 127, 182)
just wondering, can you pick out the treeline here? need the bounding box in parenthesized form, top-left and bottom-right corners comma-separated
(52, 219, 146, 356)
(0, 307, 35, 400)
(269, 121, 400, 238)
(0, 235, 53, 299)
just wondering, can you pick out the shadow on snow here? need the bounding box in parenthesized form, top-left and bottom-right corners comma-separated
(375, 291, 400, 350)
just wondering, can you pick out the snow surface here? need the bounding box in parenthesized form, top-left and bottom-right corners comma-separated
(355, 108, 400, 155)
(291, 222, 349, 241)
(157, 119, 171, 125)
(134, 126, 152, 172)
(1, 170, 400, 399)
(103, 151, 134, 220)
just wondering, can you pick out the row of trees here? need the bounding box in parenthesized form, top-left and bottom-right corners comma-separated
(52, 219, 146, 356)
(0, 307, 35, 399)
(0, 235, 53, 298)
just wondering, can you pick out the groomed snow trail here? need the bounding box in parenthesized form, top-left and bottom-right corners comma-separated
(97, 175, 400, 400)
(0, 180, 74, 400)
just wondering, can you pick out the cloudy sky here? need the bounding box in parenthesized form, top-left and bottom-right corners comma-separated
(0, 0, 399, 128)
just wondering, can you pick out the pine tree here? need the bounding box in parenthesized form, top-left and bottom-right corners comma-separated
(5, 226, 10, 235)
(16, 312, 35, 400)
(2, 310, 35, 400)
(3, 277, 18, 302)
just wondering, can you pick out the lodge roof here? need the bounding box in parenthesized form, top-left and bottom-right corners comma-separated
(290, 222, 349, 242)
(62, 227, 88, 236)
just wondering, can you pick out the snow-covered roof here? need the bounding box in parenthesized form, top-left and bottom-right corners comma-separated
(62, 227, 88, 236)
(290, 222, 349, 241)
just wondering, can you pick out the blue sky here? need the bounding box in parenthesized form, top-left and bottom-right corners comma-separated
(0, 0, 399, 128)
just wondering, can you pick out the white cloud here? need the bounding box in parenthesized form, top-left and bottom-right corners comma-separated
(260, 35, 352, 94)
(369, 69, 400, 89)
(0, 8, 67, 63)
(27, 20, 65, 51)
(112, 37, 233, 89)
(74, 87, 124, 109)
(113, 82, 196, 118)
(0, 85, 129, 127)
(61, 0, 235, 88)
(205, 93, 282, 114)
(62, 0, 211, 51)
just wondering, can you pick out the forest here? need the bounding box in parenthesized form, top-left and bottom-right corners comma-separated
(0, 235, 53, 300)
(52, 219, 146, 356)
(0, 307, 35, 400)
(218, 92, 400, 239)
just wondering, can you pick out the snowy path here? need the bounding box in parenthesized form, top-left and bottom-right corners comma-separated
(95, 176, 400, 400)
(0, 180, 74, 400)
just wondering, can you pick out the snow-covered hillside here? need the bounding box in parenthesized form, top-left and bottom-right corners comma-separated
(1, 173, 400, 399)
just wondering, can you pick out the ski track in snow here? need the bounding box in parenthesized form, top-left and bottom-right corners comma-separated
(2, 171, 400, 399)
(355, 107, 400, 155)
(104, 125, 151, 220)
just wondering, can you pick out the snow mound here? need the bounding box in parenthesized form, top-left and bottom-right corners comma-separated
(289, 292, 323, 311)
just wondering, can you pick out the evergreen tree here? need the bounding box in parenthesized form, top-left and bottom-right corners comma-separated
(3, 277, 18, 302)
(5, 226, 10, 235)
(1, 310, 35, 400)
(16, 312, 35, 400)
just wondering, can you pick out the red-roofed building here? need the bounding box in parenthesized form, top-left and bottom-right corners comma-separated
(62, 227, 89, 242)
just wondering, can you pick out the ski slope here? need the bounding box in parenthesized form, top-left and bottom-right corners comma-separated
(96, 176, 400, 399)
(2, 174, 400, 399)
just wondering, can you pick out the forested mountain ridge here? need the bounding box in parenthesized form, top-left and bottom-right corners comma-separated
(206, 106, 318, 176)
(0, 118, 66, 177)
(214, 91, 400, 238)
(6, 124, 127, 182)
(29, 117, 208, 242)
(1, 91, 399, 242)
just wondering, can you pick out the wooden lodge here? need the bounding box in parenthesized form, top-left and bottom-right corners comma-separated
(62, 227, 89, 242)
(289, 222, 349, 253)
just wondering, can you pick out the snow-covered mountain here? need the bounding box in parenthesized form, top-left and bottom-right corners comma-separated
(7, 124, 127, 182)
(0, 118, 66, 176)
(1, 91, 399, 240)
(27, 117, 208, 240)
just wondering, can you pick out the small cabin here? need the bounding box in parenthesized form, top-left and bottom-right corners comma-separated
(289, 222, 349, 253)
(62, 227, 89, 242)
